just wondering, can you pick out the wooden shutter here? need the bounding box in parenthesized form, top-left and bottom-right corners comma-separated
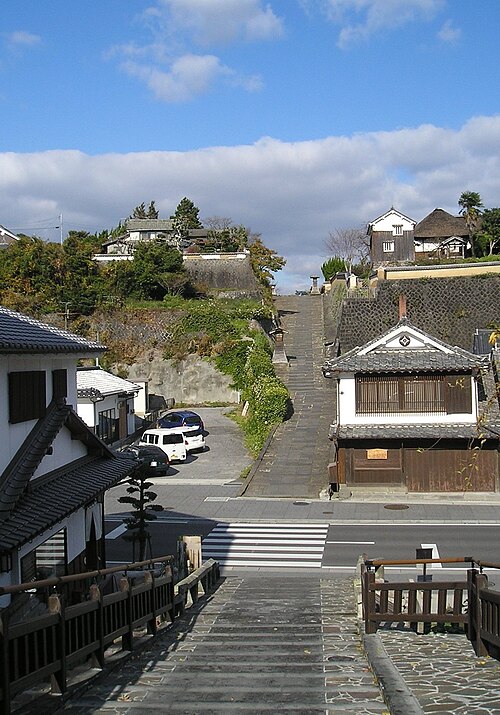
(8, 371, 46, 423)
(52, 369, 68, 400)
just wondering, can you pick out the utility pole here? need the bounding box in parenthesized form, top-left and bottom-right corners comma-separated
(61, 302, 71, 330)
(60, 212, 63, 245)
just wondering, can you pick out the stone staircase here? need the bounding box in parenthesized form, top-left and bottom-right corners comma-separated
(244, 295, 336, 499)
(63, 575, 387, 714)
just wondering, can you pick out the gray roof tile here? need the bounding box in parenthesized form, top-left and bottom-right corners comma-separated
(0, 455, 136, 553)
(0, 306, 105, 354)
(336, 423, 487, 440)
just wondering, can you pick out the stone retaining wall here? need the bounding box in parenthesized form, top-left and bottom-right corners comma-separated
(335, 275, 500, 352)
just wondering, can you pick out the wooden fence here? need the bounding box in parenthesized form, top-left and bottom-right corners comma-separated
(361, 556, 500, 661)
(0, 555, 220, 715)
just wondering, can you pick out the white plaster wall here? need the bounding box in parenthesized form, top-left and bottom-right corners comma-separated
(0, 354, 79, 475)
(371, 212, 414, 232)
(77, 401, 97, 428)
(338, 375, 477, 425)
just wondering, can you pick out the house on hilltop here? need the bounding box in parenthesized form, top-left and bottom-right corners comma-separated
(367, 208, 416, 266)
(323, 304, 500, 493)
(95, 218, 210, 262)
(414, 208, 469, 258)
(0, 224, 19, 249)
(0, 307, 136, 606)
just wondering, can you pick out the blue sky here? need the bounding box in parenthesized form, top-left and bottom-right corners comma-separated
(1, 0, 500, 291)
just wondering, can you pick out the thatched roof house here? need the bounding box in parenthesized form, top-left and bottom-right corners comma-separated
(414, 208, 468, 239)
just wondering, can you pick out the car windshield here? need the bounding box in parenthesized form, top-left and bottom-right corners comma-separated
(184, 416, 201, 426)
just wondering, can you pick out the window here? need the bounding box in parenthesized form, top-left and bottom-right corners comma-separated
(382, 241, 395, 253)
(97, 408, 118, 443)
(393, 225, 403, 236)
(8, 370, 46, 423)
(21, 529, 67, 582)
(355, 374, 472, 415)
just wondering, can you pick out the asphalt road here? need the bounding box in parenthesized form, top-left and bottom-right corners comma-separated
(104, 407, 500, 573)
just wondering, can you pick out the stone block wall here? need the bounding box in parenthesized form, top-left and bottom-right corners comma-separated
(336, 275, 500, 353)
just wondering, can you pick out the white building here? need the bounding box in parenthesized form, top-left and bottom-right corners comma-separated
(77, 367, 142, 444)
(0, 307, 136, 606)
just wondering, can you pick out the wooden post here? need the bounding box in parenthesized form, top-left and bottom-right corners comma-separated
(468, 569, 489, 656)
(89, 585, 104, 669)
(120, 577, 133, 652)
(49, 595, 66, 695)
(182, 536, 202, 573)
(363, 570, 377, 633)
(0, 614, 11, 715)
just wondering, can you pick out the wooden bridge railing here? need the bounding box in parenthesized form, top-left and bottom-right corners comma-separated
(0, 555, 220, 715)
(361, 556, 500, 661)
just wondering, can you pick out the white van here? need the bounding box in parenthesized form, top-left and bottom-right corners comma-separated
(138, 428, 187, 463)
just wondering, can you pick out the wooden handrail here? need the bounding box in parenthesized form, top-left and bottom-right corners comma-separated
(365, 556, 474, 568)
(0, 554, 173, 595)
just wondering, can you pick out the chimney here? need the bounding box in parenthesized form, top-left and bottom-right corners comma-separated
(398, 294, 407, 320)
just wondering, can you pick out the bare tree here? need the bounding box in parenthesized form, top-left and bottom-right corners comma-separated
(325, 226, 370, 272)
(203, 216, 234, 230)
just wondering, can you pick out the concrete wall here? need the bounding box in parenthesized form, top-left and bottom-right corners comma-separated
(125, 353, 240, 406)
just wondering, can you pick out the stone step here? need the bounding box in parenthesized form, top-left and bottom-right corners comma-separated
(64, 576, 386, 714)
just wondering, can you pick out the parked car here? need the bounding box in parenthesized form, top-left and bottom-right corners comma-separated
(138, 428, 187, 462)
(157, 410, 206, 452)
(120, 444, 170, 477)
(158, 409, 204, 431)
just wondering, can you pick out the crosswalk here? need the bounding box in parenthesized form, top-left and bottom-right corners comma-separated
(202, 521, 329, 568)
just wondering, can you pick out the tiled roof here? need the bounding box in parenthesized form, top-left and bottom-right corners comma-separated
(125, 219, 173, 231)
(336, 423, 487, 440)
(323, 318, 482, 376)
(77, 367, 141, 398)
(0, 306, 105, 354)
(0, 454, 136, 553)
(326, 350, 481, 374)
(0, 400, 114, 520)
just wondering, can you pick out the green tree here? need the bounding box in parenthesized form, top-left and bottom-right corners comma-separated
(171, 197, 202, 241)
(129, 201, 159, 219)
(321, 256, 346, 280)
(131, 241, 185, 300)
(0, 235, 65, 313)
(458, 191, 483, 256)
(248, 237, 286, 286)
(477, 208, 500, 256)
(61, 231, 102, 314)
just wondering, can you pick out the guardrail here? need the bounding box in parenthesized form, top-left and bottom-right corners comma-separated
(0, 556, 220, 715)
(361, 556, 500, 661)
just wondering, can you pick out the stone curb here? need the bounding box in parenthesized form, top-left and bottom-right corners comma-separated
(353, 558, 423, 715)
(362, 633, 424, 715)
(238, 423, 279, 496)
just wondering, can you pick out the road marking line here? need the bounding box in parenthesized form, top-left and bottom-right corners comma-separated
(105, 524, 127, 540)
(326, 540, 375, 544)
(421, 542, 443, 568)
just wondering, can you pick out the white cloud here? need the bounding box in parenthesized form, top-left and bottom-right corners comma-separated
(111, 1, 281, 102)
(122, 54, 231, 102)
(1, 115, 500, 292)
(316, 0, 443, 47)
(150, 0, 284, 45)
(437, 19, 461, 43)
(7, 31, 42, 47)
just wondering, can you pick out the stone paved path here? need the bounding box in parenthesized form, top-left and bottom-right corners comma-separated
(378, 627, 500, 714)
(63, 575, 387, 714)
(244, 295, 335, 499)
